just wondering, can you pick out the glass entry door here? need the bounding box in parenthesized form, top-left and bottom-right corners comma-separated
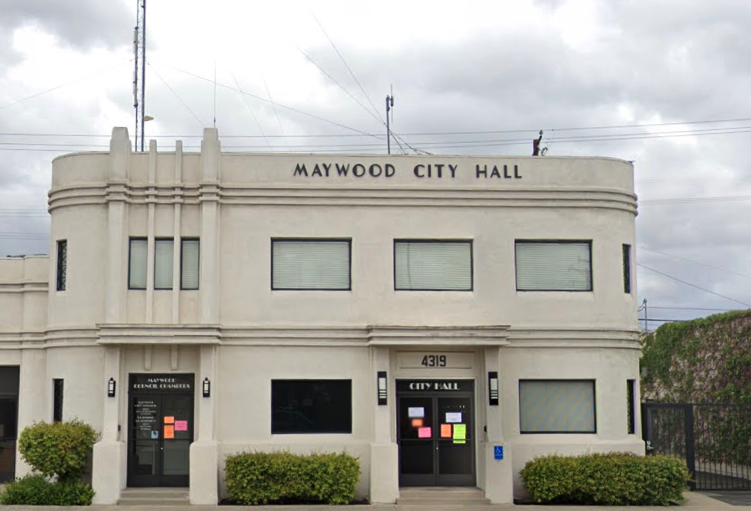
(397, 380, 475, 486)
(128, 375, 194, 487)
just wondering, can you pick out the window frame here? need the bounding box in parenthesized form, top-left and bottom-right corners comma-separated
(271, 379, 353, 434)
(519, 379, 597, 434)
(128, 237, 148, 290)
(180, 237, 200, 291)
(393, 239, 474, 292)
(623, 244, 632, 294)
(270, 238, 352, 291)
(627, 379, 636, 434)
(56, 240, 67, 292)
(515, 239, 594, 292)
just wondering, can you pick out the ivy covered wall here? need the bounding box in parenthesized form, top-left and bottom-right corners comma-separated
(641, 310, 751, 403)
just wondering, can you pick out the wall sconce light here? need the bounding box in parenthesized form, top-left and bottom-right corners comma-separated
(488, 371, 499, 406)
(203, 377, 211, 398)
(108, 378, 116, 398)
(377, 371, 387, 406)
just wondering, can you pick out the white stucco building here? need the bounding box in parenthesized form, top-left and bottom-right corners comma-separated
(0, 127, 643, 504)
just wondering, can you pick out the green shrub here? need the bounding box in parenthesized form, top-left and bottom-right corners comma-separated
(18, 420, 98, 482)
(0, 474, 94, 505)
(521, 452, 690, 506)
(225, 451, 360, 505)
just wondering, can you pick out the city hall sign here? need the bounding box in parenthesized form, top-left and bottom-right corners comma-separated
(292, 162, 522, 180)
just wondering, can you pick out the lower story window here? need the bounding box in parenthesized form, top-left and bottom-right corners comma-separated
(519, 379, 596, 433)
(271, 379, 352, 434)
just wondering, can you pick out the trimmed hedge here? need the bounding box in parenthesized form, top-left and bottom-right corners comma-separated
(18, 420, 98, 482)
(225, 451, 360, 505)
(521, 452, 690, 506)
(0, 474, 94, 505)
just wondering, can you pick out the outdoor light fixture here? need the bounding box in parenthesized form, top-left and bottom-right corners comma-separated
(488, 371, 499, 406)
(377, 371, 388, 406)
(203, 377, 211, 398)
(108, 378, 116, 398)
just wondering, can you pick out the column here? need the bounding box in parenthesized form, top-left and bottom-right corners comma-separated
(189, 345, 218, 504)
(15, 348, 46, 476)
(369, 346, 398, 503)
(105, 128, 130, 324)
(92, 346, 125, 504)
(483, 346, 513, 503)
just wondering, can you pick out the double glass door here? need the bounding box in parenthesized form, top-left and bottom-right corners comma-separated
(128, 391, 193, 487)
(398, 390, 475, 486)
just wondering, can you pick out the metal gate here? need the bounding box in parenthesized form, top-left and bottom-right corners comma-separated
(642, 403, 751, 491)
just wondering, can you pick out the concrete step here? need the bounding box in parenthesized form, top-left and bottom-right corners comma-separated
(397, 487, 490, 505)
(118, 488, 189, 506)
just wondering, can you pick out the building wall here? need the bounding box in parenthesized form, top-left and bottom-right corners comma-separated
(0, 127, 642, 504)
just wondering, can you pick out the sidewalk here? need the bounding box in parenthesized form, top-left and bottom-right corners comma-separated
(2, 492, 749, 511)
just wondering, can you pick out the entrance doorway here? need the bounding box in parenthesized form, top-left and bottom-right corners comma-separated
(0, 367, 19, 483)
(397, 380, 475, 486)
(128, 374, 194, 487)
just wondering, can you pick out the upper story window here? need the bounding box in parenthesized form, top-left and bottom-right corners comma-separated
(622, 244, 632, 294)
(129, 237, 200, 290)
(271, 239, 351, 290)
(394, 240, 472, 291)
(515, 240, 592, 291)
(56, 240, 67, 291)
(181, 239, 200, 290)
(154, 238, 174, 290)
(129, 238, 147, 290)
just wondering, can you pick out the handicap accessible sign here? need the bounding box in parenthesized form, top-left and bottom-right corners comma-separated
(494, 445, 504, 460)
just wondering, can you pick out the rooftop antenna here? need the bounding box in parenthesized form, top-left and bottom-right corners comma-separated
(386, 87, 394, 155)
(133, 0, 147, 152)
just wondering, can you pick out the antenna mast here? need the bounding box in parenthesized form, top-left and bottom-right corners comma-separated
(133, 0, 147, 152)
(385, 91, 394, 155)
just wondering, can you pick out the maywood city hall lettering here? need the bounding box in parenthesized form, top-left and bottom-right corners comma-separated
(292, 162, 522, 180)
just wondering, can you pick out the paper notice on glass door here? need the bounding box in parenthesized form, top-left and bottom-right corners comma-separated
(164, 425, 174, 439)
(453, 424, 466, 444)
(408, 407, 425, 418)
(445, 412, 462, 423)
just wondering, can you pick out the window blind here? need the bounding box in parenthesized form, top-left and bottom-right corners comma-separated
(516, 242, 591, 291)
(272, 240, 350, 290)
(154, 239, 174, 289)
(129, 239, 147, 289)
(181, 239, 200, 290)
(395, 241, 472, 290)
(520, 380, 596, 433)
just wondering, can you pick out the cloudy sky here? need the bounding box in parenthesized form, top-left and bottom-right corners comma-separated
(1, 0, 750, 328)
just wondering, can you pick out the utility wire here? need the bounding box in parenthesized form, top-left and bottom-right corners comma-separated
(639, 246, 751, 279)
(153, 62, 382, 140)
(646, 306, 741, 311)
(637, 263, 751, 308)
(147, 62, 204, 128)
(298, 48, 383, 125)
(311, 12, 384, 124)
(230, 71, 272, 150)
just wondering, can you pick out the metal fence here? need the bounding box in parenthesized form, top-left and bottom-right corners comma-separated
(642, 403, 751, 491)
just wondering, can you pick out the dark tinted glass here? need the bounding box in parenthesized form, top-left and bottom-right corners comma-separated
(272, 380, 352, 434)
(53, 379, 64, 422)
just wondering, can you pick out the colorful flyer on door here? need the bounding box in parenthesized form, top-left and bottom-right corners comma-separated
(453, 424, 466, 444)
(411, 419, 423, 428)
(446, 412, 462, 423)
(440, 424, 452, 438)
(174, 420, 188, 431)
(418, 427, 431, 438)
(164, 425, 174, 439)
(164, 416, 175, 424)
(408, 407, 425, 418)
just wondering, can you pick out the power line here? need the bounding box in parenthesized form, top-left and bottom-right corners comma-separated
(646, 306, 741, 311)
(230, 71, 272, 150)
(639, 246, 751, 279)
(311, 12, 384, 124)
(147, 62, 204, 128)
(637, 263, 751, 308)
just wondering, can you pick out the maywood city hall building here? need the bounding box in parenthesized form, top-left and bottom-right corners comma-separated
(0, 128, 643, 504)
